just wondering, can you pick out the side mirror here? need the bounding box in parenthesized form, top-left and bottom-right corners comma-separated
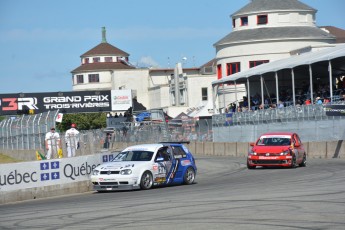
(249, 142, 255, 147)
(156, 157, 164, 162)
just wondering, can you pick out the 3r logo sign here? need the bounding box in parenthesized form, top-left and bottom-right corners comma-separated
(0, 97, 39, 111)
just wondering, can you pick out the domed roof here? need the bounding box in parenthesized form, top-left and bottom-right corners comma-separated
(81, 42, 129, 57)
(232, 0, 316, 17)
(214, 26, 335, 46)
(71, 62, 135, 73)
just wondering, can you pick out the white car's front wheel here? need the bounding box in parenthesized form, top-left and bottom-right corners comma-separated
(140, 171, 153, 190)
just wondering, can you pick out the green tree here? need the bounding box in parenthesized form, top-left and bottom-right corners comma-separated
(56, 112, 107, 132)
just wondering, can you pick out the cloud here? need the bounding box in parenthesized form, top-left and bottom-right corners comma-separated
(135, 56, 160, 68)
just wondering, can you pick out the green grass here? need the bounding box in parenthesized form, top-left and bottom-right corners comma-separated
(0, 154, 22, 164)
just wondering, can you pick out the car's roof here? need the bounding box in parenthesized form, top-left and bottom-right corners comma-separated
(123, 143, 164, 152)
(260, 132, 295, 136)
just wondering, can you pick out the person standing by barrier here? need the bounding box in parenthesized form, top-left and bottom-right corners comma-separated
(65, 123, 80, 157)
(45, 127, 61, 159)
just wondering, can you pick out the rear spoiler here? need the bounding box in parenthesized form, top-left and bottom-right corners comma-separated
(159, 141, 190, 145)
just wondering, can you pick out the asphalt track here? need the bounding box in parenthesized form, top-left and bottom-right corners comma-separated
(1, 156, 345, 230)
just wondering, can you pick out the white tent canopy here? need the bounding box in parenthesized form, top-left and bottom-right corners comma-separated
(212, 43, 345, 112)
(212, 43, 345, 85)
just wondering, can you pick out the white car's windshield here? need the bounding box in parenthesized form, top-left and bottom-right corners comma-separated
(113, 151, 154, 161)
(257, 137, 291, 146)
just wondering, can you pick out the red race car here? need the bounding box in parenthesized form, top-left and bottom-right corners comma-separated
(247, 132, 307, 169)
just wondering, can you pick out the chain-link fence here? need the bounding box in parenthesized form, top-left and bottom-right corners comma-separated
(2, 103, 344, 156)
(0, 110, 59, 150)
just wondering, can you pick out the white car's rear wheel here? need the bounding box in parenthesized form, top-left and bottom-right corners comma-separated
(140, 171, 153, 190)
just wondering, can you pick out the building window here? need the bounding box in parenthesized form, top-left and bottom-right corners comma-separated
(226, 62, 241, 76)
(257, 15, 268, 25)
(202, 88, 208, 101)
(84, 58, 89, 64)
(217, 64, 222, 79)
(76, 75, 84, 84)
(232, 18, 236, 28)
(88, 74, 99, 83)
(241, 17, 248, 26)
(105, 57, 113, 62)
(93, 57, 100, 63)
(249, 60, 269, 68)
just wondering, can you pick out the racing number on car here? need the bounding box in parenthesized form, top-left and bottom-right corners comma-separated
(158, 166, 166, 174)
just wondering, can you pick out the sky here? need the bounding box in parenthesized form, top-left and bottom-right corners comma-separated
(0, 0, 345, 94)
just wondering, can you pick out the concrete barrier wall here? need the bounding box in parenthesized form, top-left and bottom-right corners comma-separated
(1, 181, 92, 204)
(2, 140, 345, 161)
(0, 153, 114, 205)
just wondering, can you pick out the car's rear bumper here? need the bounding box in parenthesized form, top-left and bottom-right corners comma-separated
(247, 155, 292, 167)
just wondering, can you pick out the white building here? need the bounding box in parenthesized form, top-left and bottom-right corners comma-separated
(71, 0, 345, 116)
(71, 28, 216, 118)
(213, 0, 339, 112)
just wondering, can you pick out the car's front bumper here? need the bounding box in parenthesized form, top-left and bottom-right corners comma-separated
(92, 183, 140, 191)
(248, 155, 293, 167)
(91, 175, 140, 191)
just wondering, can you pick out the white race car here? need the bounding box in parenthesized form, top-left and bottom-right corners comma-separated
(91, 142, 197, 191)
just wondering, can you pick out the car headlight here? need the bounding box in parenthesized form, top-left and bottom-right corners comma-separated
(120, 169, 132, 175)
(248, 150, 257, 156)
(92, 170, 100, 175)
(280, 150, 290, 155)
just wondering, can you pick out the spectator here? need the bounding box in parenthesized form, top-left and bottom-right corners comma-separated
(45, 127, 61, 159)
(278, 101, 284, 109)
(315, 97, 323, 105)
(305, 99, 311, 105)
(65, 123, 80, 157)
(103, 133, 112, 149)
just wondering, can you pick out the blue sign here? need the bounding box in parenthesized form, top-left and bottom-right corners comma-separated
(51, 172, 60, 180)
(39, 161, 60, 181)
(51, 161, 60, 169)
(40, 162, 50, 170)
(41, 173, 50, 181)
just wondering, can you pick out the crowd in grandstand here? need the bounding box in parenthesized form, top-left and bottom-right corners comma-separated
(226, 80, 345, 113)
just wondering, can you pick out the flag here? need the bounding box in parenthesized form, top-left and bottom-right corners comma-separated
(58, 149, 63, 158)
(56, 113, 63, 123)
(36, 151, 46, 160)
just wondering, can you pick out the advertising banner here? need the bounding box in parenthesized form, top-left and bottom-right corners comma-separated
(324, 105, 345, 116)
(0, 90, 133, 115)
(111, 89, 132, 111)
(0, 152, 117, 192)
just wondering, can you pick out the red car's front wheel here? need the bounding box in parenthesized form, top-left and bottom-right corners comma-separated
(290, 155, 297, 168)
(247, 160, 256, 169)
